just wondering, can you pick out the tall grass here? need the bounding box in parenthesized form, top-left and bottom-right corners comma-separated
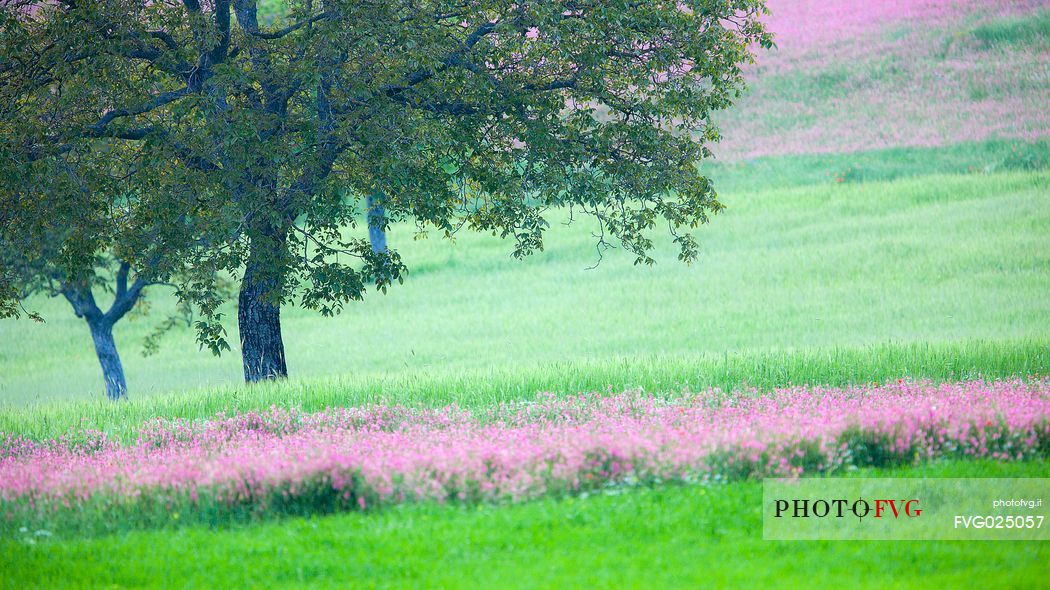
(2, 339, 1047, 442)
(1, 171, 1048, 407)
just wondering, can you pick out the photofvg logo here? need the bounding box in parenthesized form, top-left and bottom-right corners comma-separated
(773, 497, 922, 520)
(762, 478, 1049, 541)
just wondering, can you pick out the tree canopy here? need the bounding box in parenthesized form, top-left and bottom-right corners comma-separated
(0, 0, 771, 387)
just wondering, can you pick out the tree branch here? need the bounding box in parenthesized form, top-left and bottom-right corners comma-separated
(384, 19, 499, 94)
(106, 274, 148, 323)
(86, 86, 194, 136)
(71, 125, 222, 173)
(247, 11, 332, 39)
(388, 95, 486, 116)
(114, 261, 130, 301)
(525, 76, 579, 92)
(60, 282, 103, 322)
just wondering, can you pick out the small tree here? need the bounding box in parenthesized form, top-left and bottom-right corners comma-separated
(1, 0, 770, 384)
(0, 123, 207, 399)
(1, 176, 220, 399)
(4, 253, 152, 400)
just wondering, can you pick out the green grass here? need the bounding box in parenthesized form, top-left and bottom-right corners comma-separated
(3, 459, 1044, 589)
(971, 10, 1050, 48)
(1, 9, 1046, 585)
(702, 140, 1049, 193)
(1, 170, 1048, 409)
(2, 339, 1048, 442)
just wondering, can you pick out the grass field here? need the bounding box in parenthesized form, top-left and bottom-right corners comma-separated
(716, 3, 1050, 158)
(2, 1, 1048, 587)
(703, 139, 1048, 193)
(2, 166, 1048, 406)
(2, 339, 1048, 442)
(3, 460, 1045, 589)
(3, 121, 1047, 590)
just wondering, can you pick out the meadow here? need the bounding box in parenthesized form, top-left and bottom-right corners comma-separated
(2, 0, 1049, 587)
(1, 153, 1046, 590)
(2, 163, 1048, 406)
(3, 460, 1046, 589)
(717, 1, 1050, 158)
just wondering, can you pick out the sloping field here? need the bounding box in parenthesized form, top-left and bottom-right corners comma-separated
(716, 1, 1050, 158)
(1, 171, 1047, 405)
(2, 1, 1048, 588)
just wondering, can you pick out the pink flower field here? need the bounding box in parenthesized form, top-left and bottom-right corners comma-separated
(760, 0, 1043, 53)
(2, 380, 1047, 525)
(715, 0, 1050, 159)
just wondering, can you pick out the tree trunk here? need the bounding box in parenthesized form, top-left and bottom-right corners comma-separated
(366, 193, 388, 254)
(87, 319, 127, 400)
(238, 255, 288, 382)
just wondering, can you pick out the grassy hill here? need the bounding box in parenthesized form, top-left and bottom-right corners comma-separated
(715, 3, 1050, 159)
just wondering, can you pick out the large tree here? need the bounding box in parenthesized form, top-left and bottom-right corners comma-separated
(1, 0, 770, 384)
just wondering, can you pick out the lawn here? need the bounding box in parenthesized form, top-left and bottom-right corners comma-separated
(2, 460, 1045, 590)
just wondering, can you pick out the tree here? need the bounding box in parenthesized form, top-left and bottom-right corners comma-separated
(0, 135, 207, 399)
(0, 0, 771, 384)
(4, 254, 153, 400)
(366, 193, 388, 254)
(0, 89, 214, 399)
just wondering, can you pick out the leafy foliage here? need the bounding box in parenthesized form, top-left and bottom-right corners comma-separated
(0, 0, 770, 353)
